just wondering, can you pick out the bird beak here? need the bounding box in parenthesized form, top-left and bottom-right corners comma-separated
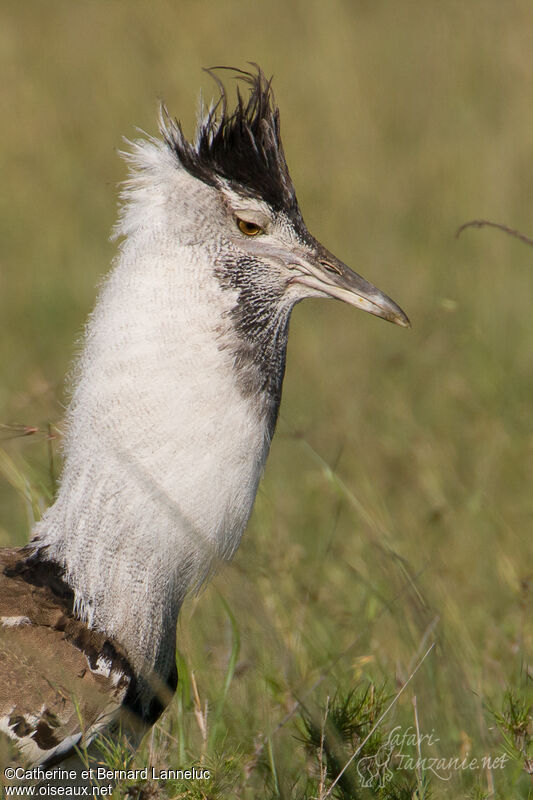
(289, 246, 410, 327)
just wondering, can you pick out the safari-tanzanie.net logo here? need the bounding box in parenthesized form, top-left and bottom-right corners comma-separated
(356, 725, 509, 787)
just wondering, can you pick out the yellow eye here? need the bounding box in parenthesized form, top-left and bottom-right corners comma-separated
(237, 218, 263, 236)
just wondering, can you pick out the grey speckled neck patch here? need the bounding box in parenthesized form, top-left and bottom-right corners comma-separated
(215, 253, 291, 438)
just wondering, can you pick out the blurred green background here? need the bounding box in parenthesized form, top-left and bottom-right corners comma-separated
(1, 1, 533, 797)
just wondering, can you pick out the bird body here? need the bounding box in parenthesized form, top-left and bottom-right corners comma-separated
(0, 68, 408, 780)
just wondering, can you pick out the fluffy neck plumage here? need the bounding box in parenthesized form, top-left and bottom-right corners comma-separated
(31, 142, 287, 685)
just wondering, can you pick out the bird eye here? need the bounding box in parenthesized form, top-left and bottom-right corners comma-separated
(237, 218, 263, 236)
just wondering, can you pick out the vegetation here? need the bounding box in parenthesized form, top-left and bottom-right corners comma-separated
(1, 1, 533, 796)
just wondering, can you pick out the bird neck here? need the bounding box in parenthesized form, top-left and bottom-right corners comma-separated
(31, 230, 285, 683)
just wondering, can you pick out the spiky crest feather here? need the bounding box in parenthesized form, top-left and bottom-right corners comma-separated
(161, 66, 299, 215)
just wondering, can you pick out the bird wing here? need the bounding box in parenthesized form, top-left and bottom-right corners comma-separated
(0, 548, 132, 769)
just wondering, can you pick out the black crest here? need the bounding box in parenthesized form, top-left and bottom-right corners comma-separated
(162, 66, 299, 215)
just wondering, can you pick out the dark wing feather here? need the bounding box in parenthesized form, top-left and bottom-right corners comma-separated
(0, 548, 132, 770)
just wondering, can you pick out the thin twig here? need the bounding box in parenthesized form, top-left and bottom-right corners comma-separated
(47, 422, 57, 498)
(407, 615, 440, 675)
(413, 695, 423, 790)
(455, 219, 533, 248)
(322, 642, 436, 799)
(0, 423, 41, 440)
(317, 695, 330, 800)
(190, 670, 208, 757)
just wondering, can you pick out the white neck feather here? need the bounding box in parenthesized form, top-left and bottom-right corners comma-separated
(32, 140, 272, 678)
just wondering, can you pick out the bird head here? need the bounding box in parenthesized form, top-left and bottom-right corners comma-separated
(159, 66, 409, 329)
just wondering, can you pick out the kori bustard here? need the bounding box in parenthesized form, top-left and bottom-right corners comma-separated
(0, 68, 409, 773)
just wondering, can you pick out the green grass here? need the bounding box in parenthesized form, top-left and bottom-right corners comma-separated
(1, 1, 533, 797)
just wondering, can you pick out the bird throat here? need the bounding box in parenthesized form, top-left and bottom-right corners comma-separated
(215, 253, 292, 439)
